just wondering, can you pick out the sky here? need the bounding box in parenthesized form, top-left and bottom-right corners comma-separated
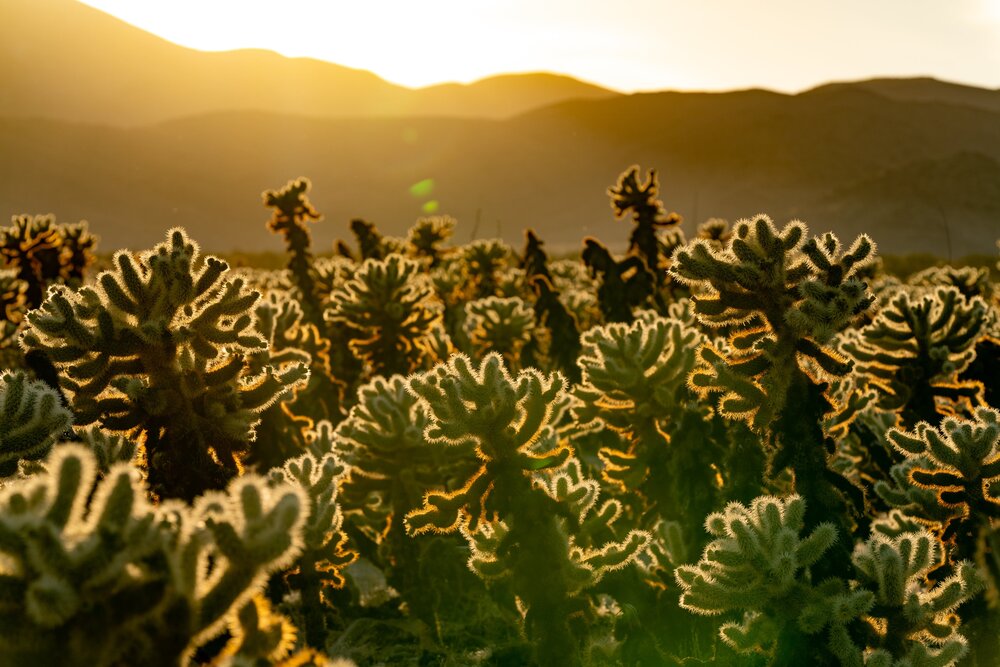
(79, 0, 1000, 93)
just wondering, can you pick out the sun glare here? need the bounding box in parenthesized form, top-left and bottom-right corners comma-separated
(77, 0, 571, 88)
(984, 0, 1000, 21)
(76, 0, 1000, 92)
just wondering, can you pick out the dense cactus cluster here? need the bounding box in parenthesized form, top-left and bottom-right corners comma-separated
(0, 167, 997, 666)
(19, 228, 308, 501)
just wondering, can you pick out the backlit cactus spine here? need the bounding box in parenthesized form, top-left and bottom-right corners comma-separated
(405, 354, 648, 667)
(326, 254, 442, 379)
(20, 228, 308, 500)
(670, 217, 876, 570)
(574, 315, 727, 546)
(263, 178, 325, 326)
(0, 444, 307, 666)
(0, 370, 72, 475)
(842, 286, 990, 428)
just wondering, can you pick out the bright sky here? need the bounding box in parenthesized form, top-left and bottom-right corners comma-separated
(79, 0, 1000, 92)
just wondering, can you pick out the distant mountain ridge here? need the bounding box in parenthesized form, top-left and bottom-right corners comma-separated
(808, 78, 1000, 114)
(2, 0, 617, 125)
(3, 86, 998, 257)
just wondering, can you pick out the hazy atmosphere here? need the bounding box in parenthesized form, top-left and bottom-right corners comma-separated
(78, 0, 1000, 91)
(1, 4, 1000, 666)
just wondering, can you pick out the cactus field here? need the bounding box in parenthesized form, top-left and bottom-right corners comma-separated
(0, 169, 998, 666)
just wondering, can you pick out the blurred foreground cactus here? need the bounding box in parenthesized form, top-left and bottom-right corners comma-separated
(268, 450, 356, 647)
(0, 444, 306, 667)
(0, 370, 72, 474)
(20, 228, 307, 500)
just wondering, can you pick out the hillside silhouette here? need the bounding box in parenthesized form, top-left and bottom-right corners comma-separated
(2, 0, 998, 257)
(3, 0, 617, 125)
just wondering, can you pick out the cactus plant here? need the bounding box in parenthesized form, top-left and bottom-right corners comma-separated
(608, 166, 683, 291)
(581, 238, 655, 323)
(670, 217, 876, 570)
(0, 444, 307, 666)
(268, 450, 356, 648)
(326, 254, 442, 378)
(462, 296, 534, 369)
(574, 315, 728, 546)
(0, 370, 72, 475)
(462, 239, 514, 300)
(842, 287, 990, 427)
(405, 354, 649, 666)
(263, 178, 325, 327)
(406, 216, 455, 267)
(20, 228, 308, 500)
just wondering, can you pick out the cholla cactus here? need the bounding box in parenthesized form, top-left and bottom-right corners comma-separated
(463, 296, 534, 368)
(872, 456, 956, 526)
(842, 287, 990, 427)
(880, 408, 1000, 540)
(581, 238, 655, 323)
(877, 407, 1000, 634)
(608, 166, 683, 288)
(214, 595, 298, 667)
(696, 218, 731, 249)
(521, 229, 553, 283)
(525, 276, 583, 383)
(246, 291, 341, 466)
(326, 254, 442, 378)
(670, 217, 875, 553)
(405, 354, 647, 666)
(675, 496, 857, 664)
(334, 376, 431, 533)
(574, 316, 726, 540)
(0, 269, 27, 345)
(404, 354, 572, 535)
(0, 444, 306, 666)
(263, 178, 325, 327)
(349, 218, 403, 261)
(910, 265, 993, 301)
(0, 370, 72, 474)
(406, 215, 455, 267)
(0, 214, 96, 308)
(75, 425, 138, 474)
(670, 218, 875, 428)
(336, 375, 487, 628)
(836, 530, 981, 667)
(677, 495, 901, 665)
(20, 228, 308, 500)
(268, 451, 356, 647)
(462, 239, 513, 299)
(59, 221, 97, 285)
(677, 496, 983, 666)
(334, 375, 466, 541)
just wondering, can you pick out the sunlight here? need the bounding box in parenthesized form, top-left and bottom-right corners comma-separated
(74, 0, 1000, 93)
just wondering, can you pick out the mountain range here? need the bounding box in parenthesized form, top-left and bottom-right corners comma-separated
(2, 0, 998, 257)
